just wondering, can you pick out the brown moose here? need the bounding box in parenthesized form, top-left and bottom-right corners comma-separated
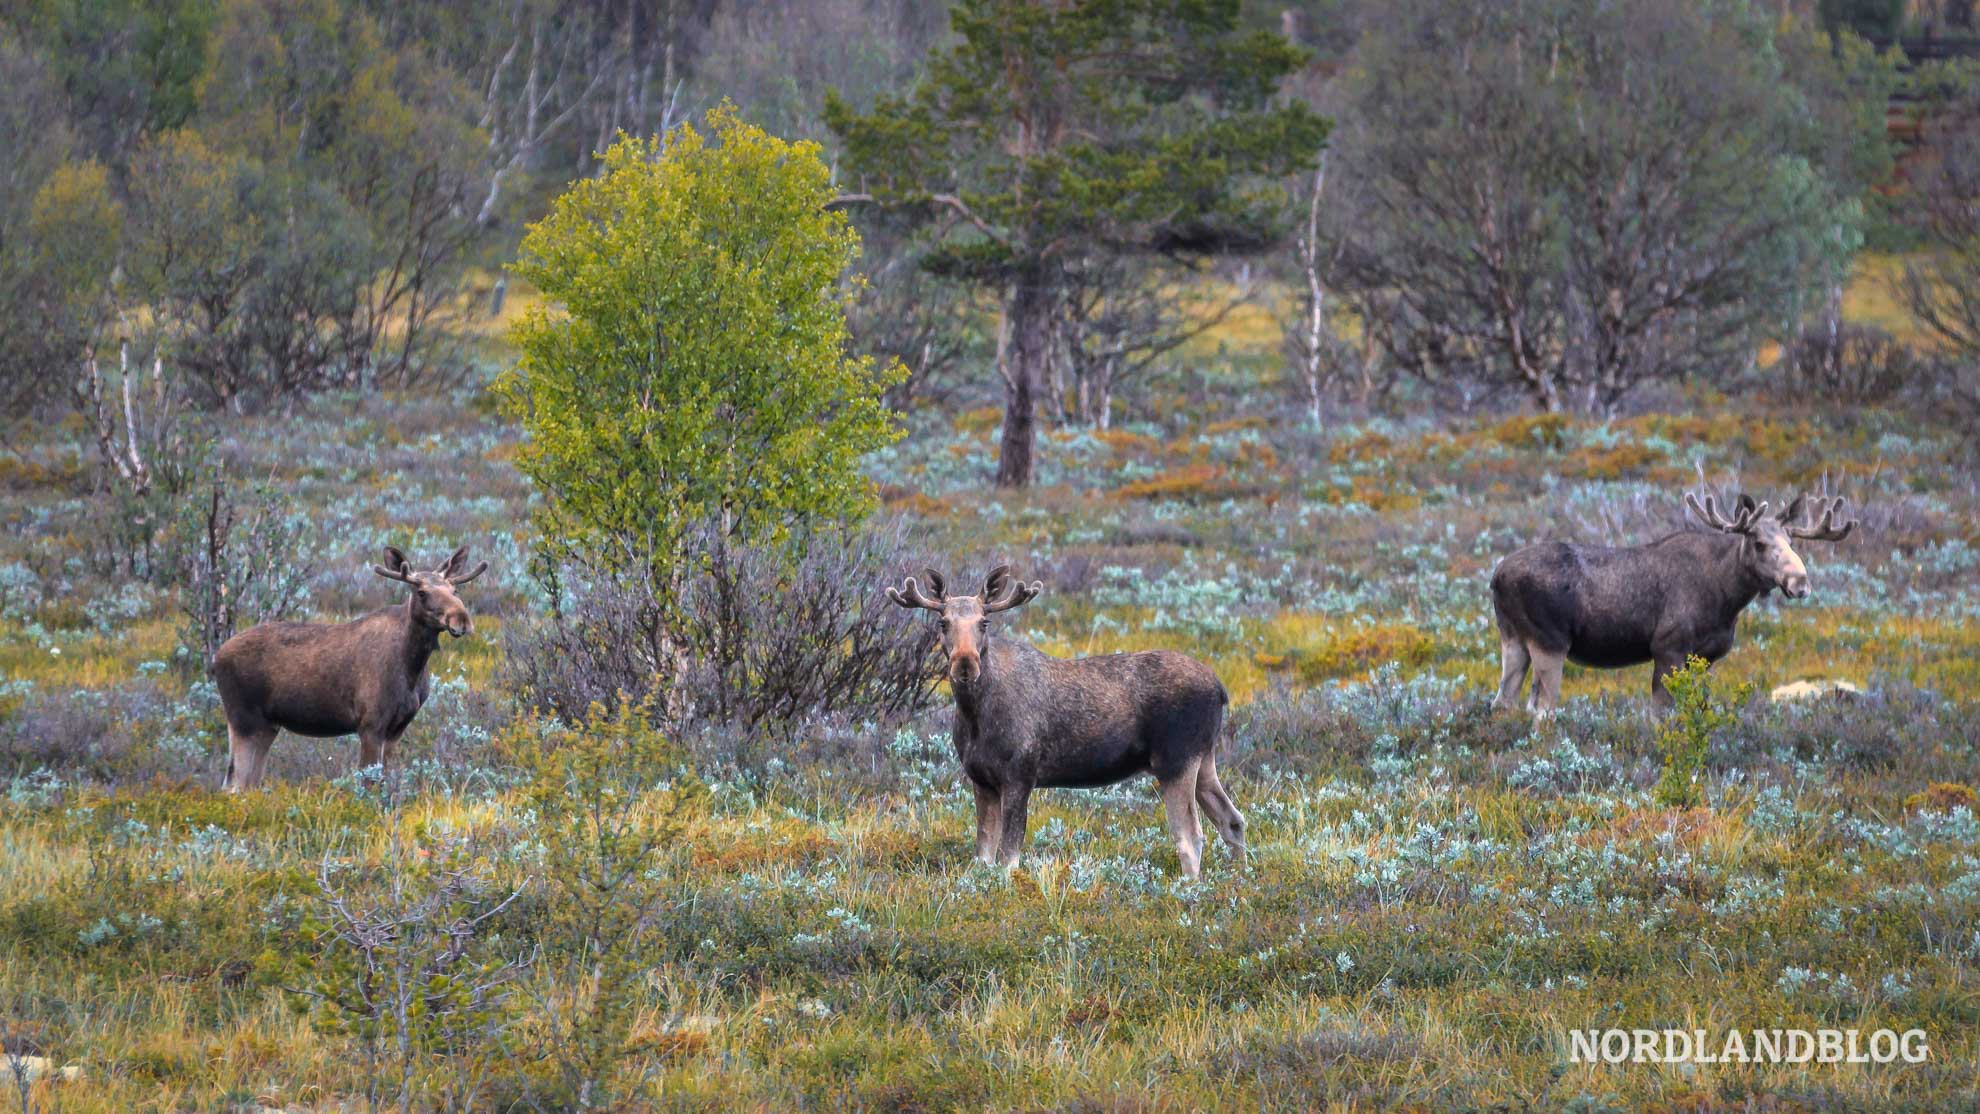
(888, 566, 1244, 879)
(214, 545, 487, 790)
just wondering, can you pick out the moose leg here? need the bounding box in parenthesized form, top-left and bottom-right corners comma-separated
(224, 723, 276, 792)
(1493, 632, 1532, 711)
(1650, 654, 1685, 711)
(971, 779, 1003, 866)
(1194, 752, 1246, 862)
(1527, 645, 1567, 718)
(994, 782, 1033, 871)
(1160, 759, 1206, 881)
(357, 731, 394, 777)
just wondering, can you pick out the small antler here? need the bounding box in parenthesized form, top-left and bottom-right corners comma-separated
(1785, 495, 1856, 543)
(981, 564, 1043, 614)
(437, 544, 489, 584)
(374, 545, 420, 584)
(886, 574, 945, 610)
(1686, 492, 1768, 534)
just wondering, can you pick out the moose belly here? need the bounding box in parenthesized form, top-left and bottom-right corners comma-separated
(272, 709, 358, 738)
(1038, 745, 1148, 789)
(267, 692, 359, 738)
(1566, 630, 1653, 669)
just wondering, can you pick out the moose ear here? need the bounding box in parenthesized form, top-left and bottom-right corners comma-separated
(982, 564, 1013, 602)
(440, 544, 471, 577)
(1735, 494, 1758, 516)
(381, 546, 411, 574)
(1776, 493, 1808, 525)
(922, 568, 947, 599)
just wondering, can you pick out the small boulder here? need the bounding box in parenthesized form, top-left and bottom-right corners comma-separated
(1769, 679, 1861, 703)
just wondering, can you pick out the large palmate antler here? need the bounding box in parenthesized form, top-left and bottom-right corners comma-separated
(1685, 492, 1769, 534)
(1782, 495, 1856, 543)
(980, 564, 1043, 614)
(886, 568, 947, 610)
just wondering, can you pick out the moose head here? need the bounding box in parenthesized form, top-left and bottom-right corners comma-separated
(887, 565, 1042, 687)
(1683, 493, 1856, 600)
(372, 544, 489, 637)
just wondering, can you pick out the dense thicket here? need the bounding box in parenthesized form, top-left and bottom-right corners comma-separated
(1314, 0, 1894, 416)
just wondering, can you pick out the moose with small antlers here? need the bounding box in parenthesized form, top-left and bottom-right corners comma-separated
(888, 566, 1244, 879)
(214, 545, 487, 790)
(1491, 493, 1856, 714)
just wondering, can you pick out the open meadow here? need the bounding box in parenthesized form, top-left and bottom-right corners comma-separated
(8, 0, 1980, 1110)
(4, 322, 1979, 1110)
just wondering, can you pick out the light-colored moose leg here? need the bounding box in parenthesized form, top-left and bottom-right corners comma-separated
(1527, 645, 1567, 719)
(1493, 632, 1531, 711)
(1194, 752, 1246, 862)
(1160, 759, 1205, 881)
(224, 724, 276, 792)
(358, 731, 393, 777)
(995, 783, 1033, 871)
(971, 780, 1003, 866)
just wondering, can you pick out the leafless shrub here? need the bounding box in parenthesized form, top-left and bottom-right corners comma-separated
(502, 518, 937, 741)
(1901, 88, 1980, 360)
(1778, 322, 1928, 403)
(174, 470, 318, 676)
(292, 832, 531, 1114)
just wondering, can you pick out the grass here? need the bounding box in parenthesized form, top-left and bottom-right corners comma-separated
(2, 320, 1979, 1109)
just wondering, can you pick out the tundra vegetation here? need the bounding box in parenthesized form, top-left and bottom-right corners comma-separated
(2, 1, 1980, 1111)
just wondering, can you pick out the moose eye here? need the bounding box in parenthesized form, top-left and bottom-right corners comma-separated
(978, 620, 989, 632)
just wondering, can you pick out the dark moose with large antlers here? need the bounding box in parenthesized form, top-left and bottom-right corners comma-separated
(1490, 493, 1856, 714)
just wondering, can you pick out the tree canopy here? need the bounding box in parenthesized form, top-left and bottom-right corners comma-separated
(499, 107, 902, 579)
(827, 0, 1329, 485)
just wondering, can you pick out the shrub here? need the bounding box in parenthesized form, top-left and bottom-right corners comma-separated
(289, 830, 530, 1113)
(172, 467, 317, 676)
(1778, 322, 1925, 403)
(500, 518, 936, 743)
(511, 699, 705, 1111)
(497, 108, 903, 729)
(1906, 782, 1980, 814)
(1654, 657, 1751, 808)
(496, 108, 901, 592)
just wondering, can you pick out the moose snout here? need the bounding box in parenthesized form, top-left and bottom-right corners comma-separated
(447, 616, 473, 638)
(949, 653, 981, 686)
(1782, 575, 1811, 600)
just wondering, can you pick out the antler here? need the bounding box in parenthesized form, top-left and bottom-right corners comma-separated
(373, 545, 420, 584)
(437, 543, 489, 585)
(1685, 493, 1768, 534)
(886, 573, 945, 610)
(1785, 495, 1856, 543)
(981, 564, 1043, 614)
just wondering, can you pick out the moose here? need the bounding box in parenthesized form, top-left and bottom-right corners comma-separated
(888, 566, 1244, 879)
(214, 545, 487, 790)
(1491, 493, 1855, 714)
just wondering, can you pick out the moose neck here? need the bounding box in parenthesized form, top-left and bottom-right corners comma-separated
(1710, 534, 1771, 621)
(950, 645, 996, 727)
(399, 598, 441, 680)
